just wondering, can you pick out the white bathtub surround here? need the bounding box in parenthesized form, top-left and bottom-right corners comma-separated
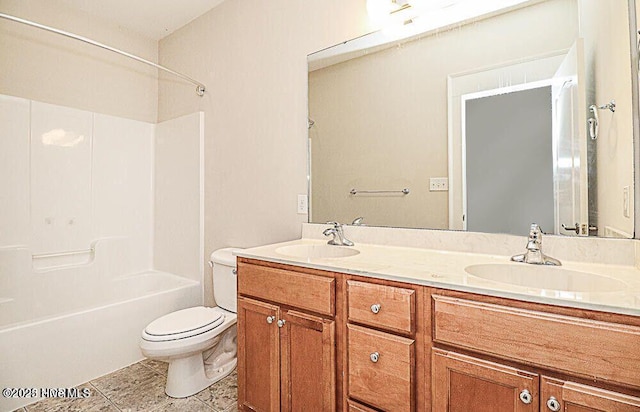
(154, 112, 205, 285)
(238, 225, 640, 316)
(0, 95, 154, 271)
(0, 94, 204, 411)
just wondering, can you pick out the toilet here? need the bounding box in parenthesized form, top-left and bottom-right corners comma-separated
(140, 248, 240, 398)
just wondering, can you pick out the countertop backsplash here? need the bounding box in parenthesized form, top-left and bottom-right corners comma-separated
(302, 223, 639, 267)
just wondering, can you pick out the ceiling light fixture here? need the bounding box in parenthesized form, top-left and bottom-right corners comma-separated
(367, 0, 460, 29)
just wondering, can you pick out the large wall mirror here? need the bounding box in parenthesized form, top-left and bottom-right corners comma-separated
(307, 0, 639, 238)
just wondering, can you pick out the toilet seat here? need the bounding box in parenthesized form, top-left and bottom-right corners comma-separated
(142, 307, 225, 342)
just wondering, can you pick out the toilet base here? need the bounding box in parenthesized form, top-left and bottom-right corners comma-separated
(164, 325, 237, 398)
(165, 354, 238, 398)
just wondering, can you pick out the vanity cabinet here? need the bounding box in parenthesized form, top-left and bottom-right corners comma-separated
(237, 260, 337, 412)
(432, 349, 539, 412)
(431, 295, 640, 389)
(237, 257, 640, 412)
(432, 349, 640, 412)
(346, 280, 415, 335)
(541, 377, 640, 412)
(345, 279, 421, 412)
(347, 324, 415, 411)
(237, 298, 281, 411)
(430, 291, 640, 412)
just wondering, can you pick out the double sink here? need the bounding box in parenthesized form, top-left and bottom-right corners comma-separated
(274, 243, 629, 294)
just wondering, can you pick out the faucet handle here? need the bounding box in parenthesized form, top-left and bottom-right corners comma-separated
(326, 221, 342, 229)
(528, 223, 543, 238)
(526, 223, 543, 250)
(323, 227, 340, 245)
(322, 227, 337, 237)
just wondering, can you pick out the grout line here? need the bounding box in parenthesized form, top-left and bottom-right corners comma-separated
(138, 359, 167, 377)
(193, 396, 217, 411)
(89, 381, 122, 411)
(137, 360, 158, 373)
(147, 398, 172, 412)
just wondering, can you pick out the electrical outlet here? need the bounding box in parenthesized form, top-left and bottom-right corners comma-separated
(623, 186, 630, 218)
(429, 177, 449, 191)
(297, 194, 308, 214)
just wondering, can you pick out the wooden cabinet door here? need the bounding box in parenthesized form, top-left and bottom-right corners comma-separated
(238, 297, 281, 412)
(432, 349, 539, 412)
(280, 310, 335, 412)
(542, 377, 640, 412)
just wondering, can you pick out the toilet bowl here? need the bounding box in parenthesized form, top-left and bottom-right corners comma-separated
(140, 248, 240, 398)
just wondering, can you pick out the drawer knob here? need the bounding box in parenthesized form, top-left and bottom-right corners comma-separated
(519, 389, 533, 405)
(370, 304, 381, 314)
(546, 397, 561, 411)
(370, 352, 380, 363)
(277, 319, 286, 328)
(266, 316, 275, 324)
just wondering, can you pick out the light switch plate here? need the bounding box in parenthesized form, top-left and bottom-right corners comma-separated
(297, 194, 308, 214)
(430, 177, 449, 191)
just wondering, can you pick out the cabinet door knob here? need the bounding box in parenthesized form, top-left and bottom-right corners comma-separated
(519, 389, 533, 404)
(266, 316, 275, 324)
(370, 352, 380, 363)
(370, 304, 381, 314)
(546, 397, 561, 411)
(277, 319, 286, 328)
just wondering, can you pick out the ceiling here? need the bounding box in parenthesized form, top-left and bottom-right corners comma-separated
(59, 0, 227, 40)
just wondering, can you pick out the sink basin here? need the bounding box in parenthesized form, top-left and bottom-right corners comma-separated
(465, 264, 628, 293)
(275, 244, 360, 260)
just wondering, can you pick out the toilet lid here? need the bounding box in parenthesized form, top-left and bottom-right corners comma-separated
(144, 307, 224, 341)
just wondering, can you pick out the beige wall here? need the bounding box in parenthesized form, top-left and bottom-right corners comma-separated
(580, 0, 635, 237)
(309, 0, 578, 229)
(158, 0, 371, 305)
(0, 0, 158, 122)
(154, 113, 204, 288)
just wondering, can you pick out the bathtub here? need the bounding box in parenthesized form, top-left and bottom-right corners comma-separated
(0, 261, 200, 411)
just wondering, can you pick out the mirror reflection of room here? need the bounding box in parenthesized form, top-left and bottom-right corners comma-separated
(308, 0, 634, 238)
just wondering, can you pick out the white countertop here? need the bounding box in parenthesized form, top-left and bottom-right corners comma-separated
(236, 238, 640, 317)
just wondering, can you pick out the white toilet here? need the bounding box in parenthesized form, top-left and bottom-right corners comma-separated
(140, 248, 240, 398)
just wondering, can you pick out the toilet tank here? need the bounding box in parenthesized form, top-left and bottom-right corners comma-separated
(210, 248, 242, 313)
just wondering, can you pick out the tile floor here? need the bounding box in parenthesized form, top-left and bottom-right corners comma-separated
(14, 359, 237, 412)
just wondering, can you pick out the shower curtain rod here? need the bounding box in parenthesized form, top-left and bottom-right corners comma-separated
(0, 12, 206, 96)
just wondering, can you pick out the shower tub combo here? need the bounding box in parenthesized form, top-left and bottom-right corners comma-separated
(0, 240, 201, 411)
(0, 94, 204, 411)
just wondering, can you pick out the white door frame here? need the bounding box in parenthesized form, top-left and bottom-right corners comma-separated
(460, 79, 554, 230)
(447, 50, 568, 230)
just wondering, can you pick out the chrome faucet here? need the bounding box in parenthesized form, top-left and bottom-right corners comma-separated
(323, 221, 354, 246)
(351, 217, 364, 226)
(511, 223, 561, 266)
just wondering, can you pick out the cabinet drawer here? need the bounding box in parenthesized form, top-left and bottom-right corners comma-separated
(347, 399, 378, 412)
(238, 263, 335, 316)
(542, 376, 640, 411)
(347, 280, 415, 335)
(348, 324, 415, 412)
(432, 295, 640, 389)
